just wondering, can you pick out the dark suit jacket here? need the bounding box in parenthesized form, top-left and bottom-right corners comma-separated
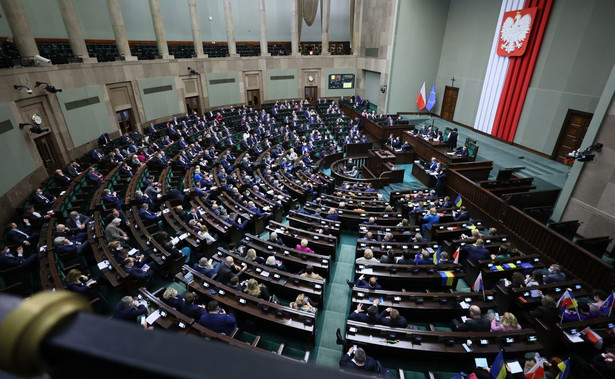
(463, 245, 490, 264)
(216, 263, 238, 285)
(456, 317, 491, 332)
(339, 353, 379, 373)
(112, 303, 148, 322)
(181, 302, 204, 320)
(198, 312, 237, 335)
(66, 214, 91, 232)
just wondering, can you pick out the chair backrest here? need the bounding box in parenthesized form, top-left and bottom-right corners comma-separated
(467, 142, 479, 158)
(443, 127, 452, 142)
(464, 137, 477, 147)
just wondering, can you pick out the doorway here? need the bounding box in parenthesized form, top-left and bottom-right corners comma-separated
(305, 86, 318, 101)
(34, 133, 62, 176)
(186, 96, 201, 115)
(440, 86, 459, 121)
(552, 109, 593, 163)
(247, 90, 261, 107)
(116, 109, 135, 134)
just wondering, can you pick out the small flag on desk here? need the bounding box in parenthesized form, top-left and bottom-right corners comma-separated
(491, 351, 507, 379)
(525, 360, 544, 379)
(599, 292, 614, 316)
(582, 326, 603, 349)
(439, 271, 454, 286)
(472, 272, 484, 292)
(416, 82, 427, 110)
(555, 359, 570, 379)
(452, 247, 460, 264)
(433, 247, 441, 265)
(556, 290, 578, 311)
(455, 194, 462, 207)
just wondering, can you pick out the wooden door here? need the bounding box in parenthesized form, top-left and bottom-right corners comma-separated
(34, 133, 62, 176)
(116, 109, 135, 133)
(305, 86, 318, 101)
(552, 109, 593, 163)
(440, 86, 459, 121)
(186, 96, 200, 115)
(247, 90, 260, 107)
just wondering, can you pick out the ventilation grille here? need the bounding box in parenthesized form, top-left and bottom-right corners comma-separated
(64, 96, 101, 111)
(271, 75, 295, 80)
(210, 78, 236, 85)
(143, 85, 173, 94)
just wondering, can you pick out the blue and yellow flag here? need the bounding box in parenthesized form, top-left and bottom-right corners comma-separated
(455, 194, 462, 207)
(555, 359, 570, 379)
(439, 271, 454, 286)
(433, 247, 441, 265)
(491, 351, 506, 379)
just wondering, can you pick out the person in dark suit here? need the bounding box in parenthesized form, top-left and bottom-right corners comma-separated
(456, 145, 469, 157)
(463, 239, 490, 264)
(23, 205, 51, 230)
(447, 128, 458, 150)
(529, 295, 560, 325)
(198, 300, 237, 335)
(0, 245, 37, 270)
(347, 274, 382, 290)
(348, 302, 383, 324)
(454, 305, 490, 332)
(161, 287, 184, 310)
(193, 257, 217, 278)
(5, 222, 39, 248)
(65, 161, 81, 179)
(380, 308, 408, 328)
(339, 347, 379, 374)
(216, 256, 246, 285)
(180, 292, 205, 319)
(53, 236, 90, 256)
(102, 189, 124, 209)
(453, 206, 470, 222)
(86, 167, 103, 184)
(138, 203, 162, 224)
(326, 208, 339, 221)
(66, 211, 91, 234)
(123, 257, 151, 280)
(112, 296, 148, 323)
(543, 264, 567, 284)
(97, 133, 111, 147)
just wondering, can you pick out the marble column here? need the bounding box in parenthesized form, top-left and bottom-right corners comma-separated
(0, 0, 39, 58)
(105, 0, 137, 61)
(321, 0, 330, 55)
(291, 0, 299, 56)
(57, 0, 97, 63)
(187, 0, 206, 58)
(148, 0, 173, 59)
(352, 0, 363, 55)
(258, 0, 269, 56)
(223, 0, 238, 57)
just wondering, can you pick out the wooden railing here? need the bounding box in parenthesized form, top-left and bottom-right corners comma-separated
(445, 168, 615, 290)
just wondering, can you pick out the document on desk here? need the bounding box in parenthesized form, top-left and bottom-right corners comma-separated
(146, 309, 161, 325)
(97, 261, 109, 270)
(564, 331, 584, 343)
(506, 361, 523, 374)
(459, 301, 470, 309)
(361, 268, 374, 274)
(260, 270, 270, 278)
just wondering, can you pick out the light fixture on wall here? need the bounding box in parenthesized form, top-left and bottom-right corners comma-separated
(380, 86, 387, 94)
(187, 67, 199, 75)
(35, 81, 62, 93)
(13, 85, 32, 94)
(19, 123, 49, 134)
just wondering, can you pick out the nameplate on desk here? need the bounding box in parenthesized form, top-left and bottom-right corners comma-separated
(162, 208, 170, 214)
(179, 233, 189, 240)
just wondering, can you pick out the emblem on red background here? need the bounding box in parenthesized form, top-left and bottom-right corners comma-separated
(497, 7, 538, 57)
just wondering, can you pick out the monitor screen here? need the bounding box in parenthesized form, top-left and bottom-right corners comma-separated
(329, 74, 355, 89)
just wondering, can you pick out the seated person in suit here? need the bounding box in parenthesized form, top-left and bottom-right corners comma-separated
(86, 167, 104, 184)
(462, 239, 490, 264)
(216, 256, 247, 285)
(54, 169, 72, 187)
(325, 207, 339, 221)
(193, 257, 217, 278)
(5, 222, 39, 249)
(123, 257, 152, 280)
(138, 203, 162, 224)
(452, 206, 470, 222)
(348, 301, 383, 324)
(23, 205, 51, 231)
(112, 296, 148, 323)
(104, 218, 129, 244)
(162, 287, 184, 310)
(244, 278, 272, 301)
(268, 232, 286, 247)
(543, 264, 566, 284)
(198, 300, 237, 335)
(339, 347, 379, 374)
(0, 244, 37, 270)
(31, 188, 56, 210)
(180, 292, 205, 320)
(456, 145, 469, 157)
(347, 274, 382, 290)
(53, 236, 90, 256)
(102, 188, 124, 209)
(453, 305, 491, 332)
(66, 211, 91, 234)
(381, 308, 408, 328)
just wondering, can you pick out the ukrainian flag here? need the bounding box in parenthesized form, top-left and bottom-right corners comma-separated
(491, 351, 506, 379)
(433, 247, 441, 265)
(556, 359, 570, 379)
(439, 271, 454, 286)
(455, 194, 462, 207)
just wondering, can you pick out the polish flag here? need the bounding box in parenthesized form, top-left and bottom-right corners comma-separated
(452, 248, 460, 264)
(525, 360, 544, 379)
(416, 82, 426, 110)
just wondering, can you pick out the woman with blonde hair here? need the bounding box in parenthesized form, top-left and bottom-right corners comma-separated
(422, 207, 440, 233)
(491, 312, 522, 331)
(244, 278, 271, 300)
(295, 239, 315, 254)
(290, 293, 317, 313)
(197, 225, 216, 245)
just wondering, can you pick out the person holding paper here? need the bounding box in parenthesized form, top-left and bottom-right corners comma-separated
(454, 305, 490, 332)
(112, 296, 148, 323)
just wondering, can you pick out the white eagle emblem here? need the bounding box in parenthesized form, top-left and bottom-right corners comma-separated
(500, 12, 532, 54)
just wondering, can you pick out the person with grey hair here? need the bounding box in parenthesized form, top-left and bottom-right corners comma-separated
(105, 218, 129, 243)
(268, 232, 286, 247)
(53, 235, 90, 256)
(112, 295, 148, 322)
(216, 255, 246, 285)
(339, 346, 379, 373)
(66, 211, 91, 233)
(138, 203, 162, 224)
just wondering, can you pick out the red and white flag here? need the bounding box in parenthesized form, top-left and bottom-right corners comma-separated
(452, 247, 460, 264)
(416, 82, 426, 110)
(525, 360, 544, 379)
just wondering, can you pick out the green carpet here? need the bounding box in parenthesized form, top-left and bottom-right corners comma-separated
(312, 230, 358, 368)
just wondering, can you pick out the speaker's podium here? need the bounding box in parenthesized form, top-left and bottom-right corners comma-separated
(361, 149, 404, 183)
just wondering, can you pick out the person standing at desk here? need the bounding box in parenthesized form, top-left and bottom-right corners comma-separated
(447, 128, 458, 150)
